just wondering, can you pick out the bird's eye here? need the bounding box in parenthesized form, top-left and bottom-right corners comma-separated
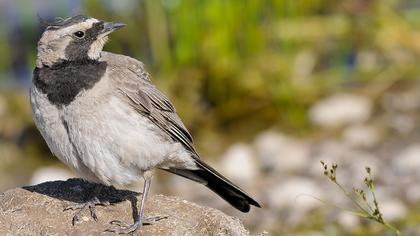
(73, 31, 85, 38)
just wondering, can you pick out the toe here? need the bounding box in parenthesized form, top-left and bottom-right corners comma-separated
(143, 215, 168, 225)
(105, 221, 140, 235)
(72, 215, 79, 226)
(89, 205, 98, 221)
(109, 220, 129, 227)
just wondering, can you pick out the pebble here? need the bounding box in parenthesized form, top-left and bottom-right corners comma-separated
(254, 131, 309, 173)
(337, 212, 359, 229)
(380, 200, 407, 221)
(392, 144, 420, 177)
(309, 93, 372, 129)
(386, 114, 415, 134)
(268, 178, 323, 211)
(406, 184, 420, 203)
(342, 125, 381, 148)
(219, 143, 258, 184)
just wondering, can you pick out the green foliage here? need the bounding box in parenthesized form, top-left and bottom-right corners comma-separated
(2, 0, 420, 135)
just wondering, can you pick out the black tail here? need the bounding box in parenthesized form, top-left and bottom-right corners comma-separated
(164, 158, 261, 212)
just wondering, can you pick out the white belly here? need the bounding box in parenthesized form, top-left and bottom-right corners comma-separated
(30, 85, 196, 187)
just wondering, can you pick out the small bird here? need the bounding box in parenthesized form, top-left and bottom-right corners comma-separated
(30, 15, 260, 234)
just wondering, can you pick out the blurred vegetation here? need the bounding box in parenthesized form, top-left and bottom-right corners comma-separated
(2, 0, 420, 141)
(1, 0, 420, 234)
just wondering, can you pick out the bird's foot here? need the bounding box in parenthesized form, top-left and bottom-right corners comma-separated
(105, 215, 168, 235)
(64, 197, 110, 225)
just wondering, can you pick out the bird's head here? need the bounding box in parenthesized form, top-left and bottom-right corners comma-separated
(36, 15, 125, 67)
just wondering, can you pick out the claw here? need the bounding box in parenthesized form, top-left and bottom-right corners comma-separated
(109, 220, 129, 227)
(143, 215, 168, 225)
(64, 197, 109, 225)
(105, 221, 140, 235)
(105, 216, 167, 235)
(89, 204, 98, 221)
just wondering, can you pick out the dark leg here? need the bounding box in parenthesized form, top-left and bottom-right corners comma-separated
(64, 184, 109, 225)
(105, 171, 166, 235)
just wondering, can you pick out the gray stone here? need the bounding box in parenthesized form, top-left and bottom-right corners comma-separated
(406, 184, 420, 203)
(268, 178, 323, 213)
(392, 144, 420, 177)
(380, 200, 407, 221)
(382, 90, 420, 113)
(309, 93, 372, 129)
(220, 143, 258, 185)
(342, 125, 381, 148)
(386, 114, 415, 134)
(337, 212, 359, 230)
(0, 179, 249, 236)
(254, 131, 310, 173)
(309, 140, 349, 176)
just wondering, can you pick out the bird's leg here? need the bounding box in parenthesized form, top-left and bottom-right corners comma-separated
(105, 171, 166, 235)
(64, 184, 109, 225)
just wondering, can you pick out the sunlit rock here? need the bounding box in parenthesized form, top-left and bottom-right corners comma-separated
(309, 93, 372, 129)
(342, 125, 381, 148)
(268, 177, 323, 213)
(253, 131, 309, 173)
(337, 212, 359, 230)
(380, 200, 407, 221)
(392, 144, 420, 177)
(220, 143, 258, 185)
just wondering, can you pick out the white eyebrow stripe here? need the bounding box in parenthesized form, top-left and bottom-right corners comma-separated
(54, 18, 100, 37)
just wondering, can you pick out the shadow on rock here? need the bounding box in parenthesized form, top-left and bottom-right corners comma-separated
(25, 179, 139, 208)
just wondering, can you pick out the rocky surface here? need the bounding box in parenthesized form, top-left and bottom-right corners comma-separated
(0, 179, 249, 236)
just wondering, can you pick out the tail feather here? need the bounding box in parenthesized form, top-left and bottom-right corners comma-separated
(164, 159, 261, 212)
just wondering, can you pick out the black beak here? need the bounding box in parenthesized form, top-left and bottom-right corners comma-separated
(102, 22, 126, 33)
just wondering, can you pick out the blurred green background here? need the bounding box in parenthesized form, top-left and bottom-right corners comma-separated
(1, 0, 420, 235)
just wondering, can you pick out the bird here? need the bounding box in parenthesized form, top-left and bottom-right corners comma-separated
(30, 15, 261, 235)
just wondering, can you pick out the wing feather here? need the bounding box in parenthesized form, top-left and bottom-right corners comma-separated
(104, 53, 196, 154)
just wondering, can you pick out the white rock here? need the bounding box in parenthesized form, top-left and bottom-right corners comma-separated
(382, 91, 420, 113)
(308, 140, 349, 176)
(338, 212, 359, 229)
(380, 200, 407, 221)
(406, 184, 420, 203)
(342, 125, 381, 148)
(392, 144, 420, 176)
(220, 143, 258, 184)
(267, 178, 325, 225)
(347, 151, 381, 181)
(268, 178, 323, 211)
(254, 131, 309, 173)
(309, 93, 372, 129)
(30, 166, 74, 185)
(386, 114, 415, 134)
